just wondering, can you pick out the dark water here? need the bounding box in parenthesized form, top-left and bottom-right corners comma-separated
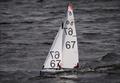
(0, 0, 120, 83)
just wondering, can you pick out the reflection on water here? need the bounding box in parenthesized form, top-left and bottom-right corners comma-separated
(58, 80, 76, 83)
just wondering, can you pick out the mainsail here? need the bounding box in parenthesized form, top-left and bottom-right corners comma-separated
(62, 3, 79, 68)
(42, 3, 79, 71)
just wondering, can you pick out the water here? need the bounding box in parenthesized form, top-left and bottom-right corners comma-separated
(0, 0, 120, 83)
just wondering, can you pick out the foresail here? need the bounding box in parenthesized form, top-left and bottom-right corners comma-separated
(62, 3, 79, 68)
(43, 27, 63, 69)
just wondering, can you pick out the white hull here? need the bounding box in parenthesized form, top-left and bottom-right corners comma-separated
(40, 68, 77, 76)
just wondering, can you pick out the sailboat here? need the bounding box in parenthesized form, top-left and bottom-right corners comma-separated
(40, 3, 79, 76)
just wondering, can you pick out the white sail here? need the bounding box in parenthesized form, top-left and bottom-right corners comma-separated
(62, 3, 79, 68)
(42, 3, 79, 72)
(43, 27, 63, 69)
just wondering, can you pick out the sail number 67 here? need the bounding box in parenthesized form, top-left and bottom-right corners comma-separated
(50, 60, 61, 68)
(49, 51, 61, 68)
(66, 41, 76, 49)
(50, 51, 60, 59)
(64, 28, 73, 35)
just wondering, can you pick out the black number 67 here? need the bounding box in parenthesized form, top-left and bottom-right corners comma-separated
(66, 41, 76, 49)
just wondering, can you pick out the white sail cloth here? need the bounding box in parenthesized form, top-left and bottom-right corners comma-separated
(42, 3, 79, 71)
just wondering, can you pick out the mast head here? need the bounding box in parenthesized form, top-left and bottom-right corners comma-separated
(68, 2, 73, 11)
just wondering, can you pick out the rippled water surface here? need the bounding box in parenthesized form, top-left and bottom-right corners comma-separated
(0, 0, 120, 83)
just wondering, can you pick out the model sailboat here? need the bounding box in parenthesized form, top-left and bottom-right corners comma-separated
(40, 3, 79, 75)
